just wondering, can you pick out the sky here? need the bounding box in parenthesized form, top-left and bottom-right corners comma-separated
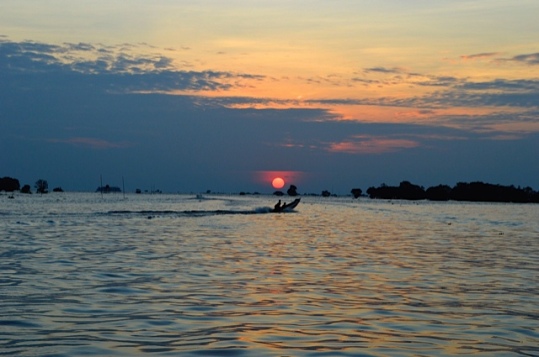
(1, 0, 539, 194)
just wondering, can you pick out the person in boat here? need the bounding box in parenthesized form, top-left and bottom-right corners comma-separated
(273, 198, 299, 212)
(274, 200, 282, 212)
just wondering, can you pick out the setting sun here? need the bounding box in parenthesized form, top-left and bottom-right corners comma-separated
(254, 171, 304, 191)
(272, 177, 285, 189)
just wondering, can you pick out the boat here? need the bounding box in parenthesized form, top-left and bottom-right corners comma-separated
(273, 198, 301, 212)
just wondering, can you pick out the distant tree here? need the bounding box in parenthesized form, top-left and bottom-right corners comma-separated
(366, 181, 425, 200)
(96, 185, 121, 193)
(449, 181, 538, 203)
(35, 179, 48, 194)
(367, 185, 398, 199)
(321, 190, 331, 197)
(21, 184, 31, 194)
(273, 190, 284, 196)
(398, 181, 426, 200)
(425, 185, 451, 201)
(52, 187, 64, 192)
(0, 177, 20, 192)
(287, 185, 298, 196)
(366, 180, 539, 203)
(351, 188, 362, 198)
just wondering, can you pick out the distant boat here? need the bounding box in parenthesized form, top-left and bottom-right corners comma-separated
(273, 198, 301, 212)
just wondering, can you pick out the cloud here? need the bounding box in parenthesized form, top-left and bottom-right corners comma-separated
(459, 51, 539, 66)
(309, 75, 539, 112)
(351, 77, 381, 86)
(486, 134, 523, 141)
(413, 75, 461, 87)
(64, 42, 96, 52)
(509, 52, 539, 65)
(427, 84, 539, 109)
(355, 67, 461, 89)
(363, 66, 405, 74)
(2, 35, 539, 152)
(460, 52, 501, 61)
(327, 135, 419, 154)
(48, 137, 131, 149)
(457, 78, 539, 92)
(0, 38, 264, 92)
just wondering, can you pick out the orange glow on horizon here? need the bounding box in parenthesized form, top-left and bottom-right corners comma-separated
(254, 171, 304, 189)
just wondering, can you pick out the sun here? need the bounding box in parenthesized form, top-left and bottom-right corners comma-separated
(272, 177, 285, 189)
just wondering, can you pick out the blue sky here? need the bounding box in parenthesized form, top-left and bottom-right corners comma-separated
(1, 1, 538, 193)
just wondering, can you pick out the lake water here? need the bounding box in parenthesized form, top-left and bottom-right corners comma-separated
(1, 193, 538, 356)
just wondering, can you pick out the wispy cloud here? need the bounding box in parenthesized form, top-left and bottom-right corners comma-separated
(363, 67, 406, 74)
(509, 52, 539, 65)
(353, 67, 461, 89)
(486, 134, 523, 141)
(65, 42, 96, 52)
(48, 137, 131, 149)
(460, 52, 501, 61)
(457, 51, 539, 66)
(327, 135, 419, 154)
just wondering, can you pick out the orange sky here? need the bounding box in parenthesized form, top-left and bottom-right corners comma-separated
(3, 1, 538, 132)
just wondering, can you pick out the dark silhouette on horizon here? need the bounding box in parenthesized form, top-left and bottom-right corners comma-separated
(367, 181, 539, 203)
(287, 185, 299, 196)
(351, 188, 362, 199)
(0, 177, 20, 192)
(96, 185, 122, 193)
(2, 175, 539, 203)
(35, 179, 48, 194)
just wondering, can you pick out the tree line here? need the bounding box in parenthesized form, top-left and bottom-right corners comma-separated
(2, 176, 538, 203)
(365, 181, 539, 203)
(0, 177, 62, 194)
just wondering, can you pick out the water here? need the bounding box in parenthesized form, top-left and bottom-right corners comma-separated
(1, 193, 538, 356)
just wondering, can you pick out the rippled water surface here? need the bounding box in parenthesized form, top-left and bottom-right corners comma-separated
(1, 193, 538, 356)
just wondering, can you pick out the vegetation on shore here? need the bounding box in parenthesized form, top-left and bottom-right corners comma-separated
(0, 177, 58, 194)
(365, 181, 539, 203)
(2, 176, 538, 203)
(272, 181, 539, 203)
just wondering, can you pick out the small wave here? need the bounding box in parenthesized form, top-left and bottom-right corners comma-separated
(0, 320, 41, 328)
(105, 208, 277, 217)
(0, 248, 44, 258)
